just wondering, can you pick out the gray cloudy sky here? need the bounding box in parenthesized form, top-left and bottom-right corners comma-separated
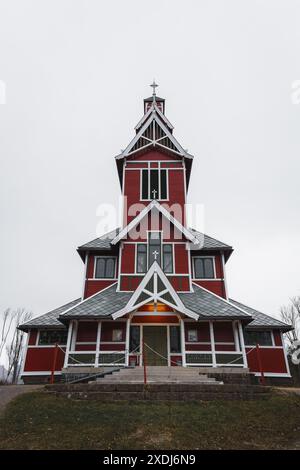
(0, 0, 300, 322)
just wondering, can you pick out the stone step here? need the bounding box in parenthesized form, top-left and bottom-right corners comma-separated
(45, 382, 271, 401)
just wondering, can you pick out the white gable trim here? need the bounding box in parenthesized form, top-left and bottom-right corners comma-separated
(111, 200, 199, 245)
(116, 112, 193, 160)
(112, 261, 199, 320)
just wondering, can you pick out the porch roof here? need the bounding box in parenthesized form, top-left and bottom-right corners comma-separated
(179, 284, 252, 321)
(230, 299, 292, 332)
(18, 298, 81, 332)
(59, 284, 132, 321)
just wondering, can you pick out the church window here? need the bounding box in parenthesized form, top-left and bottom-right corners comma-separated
(95, 257, 116, 278)
(193, 257, 215, 279)
(148, 232, 161, 266)
(136, 244, 147, 273)
(38, 329, 68, 345)
(170, 326, 181, 353)
(187, 329, 198, 342)
(141, 169, 168, 200)
(129, 326, 140, 352)
(163, 244, 173, 273)
(243, 331, 273, 346)
(112, 329, 123, 342)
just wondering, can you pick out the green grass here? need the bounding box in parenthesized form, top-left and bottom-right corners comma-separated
(1, 391, 300, 449)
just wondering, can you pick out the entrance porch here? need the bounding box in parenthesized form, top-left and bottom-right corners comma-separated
(63, 313, 248, 370)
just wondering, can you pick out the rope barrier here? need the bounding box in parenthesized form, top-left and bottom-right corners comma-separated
(143, 342, 257, 367)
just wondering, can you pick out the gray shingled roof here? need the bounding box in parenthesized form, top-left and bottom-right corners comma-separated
(189, 229, 233, 251)
(21, 285, 288, 331)
(19, 298, 81, 331)
(77, 227, 232, 253)
(230, 299, 292, 331)
(59, 284, 132, 320)
(179, 284, 252, 320)
(78, 228, 120, 251)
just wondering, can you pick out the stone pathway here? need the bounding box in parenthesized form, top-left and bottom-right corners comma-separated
(0, 385, 43, 412)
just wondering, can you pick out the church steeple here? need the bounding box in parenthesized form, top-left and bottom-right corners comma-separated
(143, 80, 165, 114)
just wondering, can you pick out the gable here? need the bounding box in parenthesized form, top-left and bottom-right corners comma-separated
(111, 200, 199, 245)
(112, 261, 199, 320)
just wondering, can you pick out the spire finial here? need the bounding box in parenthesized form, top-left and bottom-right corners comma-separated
(150, 79, 158, 100)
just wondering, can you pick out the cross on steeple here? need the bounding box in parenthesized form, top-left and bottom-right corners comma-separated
(152, 250, 159, 260)
(150, 80, 158, 99)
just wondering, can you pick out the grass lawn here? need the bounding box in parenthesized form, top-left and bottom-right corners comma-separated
(1, 391, 300, 449)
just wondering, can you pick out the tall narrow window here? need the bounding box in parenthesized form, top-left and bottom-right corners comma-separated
(170, 326, 181, 353)
(148, 232, 161, 266)
(130, 326, 140, 353)
(150, 170, 159, 199)
(163, 244, 173, 273)
(141, 169, 168, 200)
(160, 169, 167, 199)
(95, 257, 116, 278)
(142, 170, 148, 200)
(136, 244, 147, 273)
(193, 257, 214, 279)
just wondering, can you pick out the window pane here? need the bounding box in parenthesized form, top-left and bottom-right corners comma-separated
(204, 258, 214, 278)
(142, 169, 148, 199)
(95, 258, 106, 278)
(188, 329, 198, 342)
(105, 258, 115, 278)
(163, 244, 173, 273)
(194, 258, 204, 278)
(148, 232, 161, 266)
(150, 170, 159, 199)
(112, 329, 123, 342)
(160, 170, 167, 199)
(243, 331, 272, 346)
(95, 258, 115, 278)
(194, 258, 214, 279)
(170, 326, 181, 353)
(39, 330, 67, 345)
(130, 326, 140, 352)
(137, 244, 147, 273)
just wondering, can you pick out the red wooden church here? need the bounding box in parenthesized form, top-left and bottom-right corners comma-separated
(20, 85, 291, 384)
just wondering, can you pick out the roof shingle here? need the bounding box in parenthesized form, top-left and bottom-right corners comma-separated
(19, 298, 81, 331)
(179, 284, 251, 320)
(230, 299, 291, 331)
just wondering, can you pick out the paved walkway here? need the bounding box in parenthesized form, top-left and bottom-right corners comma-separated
(0, 385, 43, 412)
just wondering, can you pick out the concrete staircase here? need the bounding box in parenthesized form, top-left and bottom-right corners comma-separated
(95, 366, 220, 384)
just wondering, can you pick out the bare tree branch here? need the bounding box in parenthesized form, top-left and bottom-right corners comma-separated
(0, 308, 32, 384)
(280, 296, 300, 351)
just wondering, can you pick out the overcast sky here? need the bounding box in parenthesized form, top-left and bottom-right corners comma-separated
(0, 0, 300, 322)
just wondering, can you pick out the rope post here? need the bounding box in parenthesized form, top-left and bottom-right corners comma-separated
(142, 337, 147, 386)
(50, 343, 59, 384)
(256, 343, 266, 385)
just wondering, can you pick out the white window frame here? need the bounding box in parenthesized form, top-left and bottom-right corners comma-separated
(93, 256, 117, 280)
(140, 163, 169, 201)
(187, 329, 198, 342)
(112, 328, 123, 342)
(192, 256, 216, 280)
(243, 330, 275, 347)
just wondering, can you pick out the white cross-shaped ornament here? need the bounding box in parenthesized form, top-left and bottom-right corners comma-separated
(152, 189, 157, 199)
(152, 250, 159, 260)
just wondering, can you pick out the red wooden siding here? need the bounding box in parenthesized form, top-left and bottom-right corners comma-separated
(246, 347, 288, 374)
(24, 347, 65, 372)
(28, 329, 38, 345)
